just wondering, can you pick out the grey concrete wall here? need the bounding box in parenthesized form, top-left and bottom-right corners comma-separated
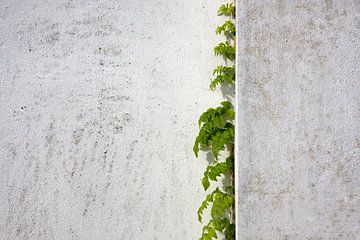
(236, 0, 360, 239)
(0, 0, 226, 239)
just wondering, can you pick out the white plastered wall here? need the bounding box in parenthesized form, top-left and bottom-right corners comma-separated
(236, 1, 360, 239)
(0, 0, 228, 239)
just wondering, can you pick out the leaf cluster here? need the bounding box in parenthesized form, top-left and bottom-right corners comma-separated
(217, 3, 235, 17)
(214, 41, 235, 61)
(198, 188, 235, 240)
(193, 101, 234, 159)
(202, 156, 233, 191)
(215, 20, 235, 37)
(210, 65, 235, 91)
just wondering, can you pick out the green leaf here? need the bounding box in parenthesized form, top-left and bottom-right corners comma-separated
(210, 65, 235, 90)
(207, 227, 217, 239)
(194, 102, 235, 159)
(202, 156, 233, 190)
(198, 192, 212, 222)
(214, 41, 235, 61)
(202, 174, 210, 190)
(193, 137, 200, 157)
(217, 3, 235, 17)
(215, 20, 235, 37)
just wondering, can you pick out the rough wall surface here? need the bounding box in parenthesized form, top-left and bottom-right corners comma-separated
(0, 0, 225, 239)
(236, 0, 359, 239)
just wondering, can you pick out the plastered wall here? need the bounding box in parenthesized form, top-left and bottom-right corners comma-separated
(0, 0, 226, 239)
(236, 1, 360, 239)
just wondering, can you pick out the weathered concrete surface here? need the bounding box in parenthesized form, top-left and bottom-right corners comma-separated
(0, 0, 225, 239)
(236, 0, 360, 239)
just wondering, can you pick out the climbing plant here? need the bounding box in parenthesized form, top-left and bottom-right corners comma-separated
(194, 2, 236, 240)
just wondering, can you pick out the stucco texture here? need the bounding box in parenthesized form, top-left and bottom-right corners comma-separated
(0, 0, 227, 239)
(236, 0, 360, 239)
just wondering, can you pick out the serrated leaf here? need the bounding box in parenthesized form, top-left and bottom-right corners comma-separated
(214, 41, 235, 61)
(202, 174, 210, 191)
(210, 65, 235, 90)
(215, 20, 235, 37)
(217, 3, 235, 17)
(193, 137, 200, 157)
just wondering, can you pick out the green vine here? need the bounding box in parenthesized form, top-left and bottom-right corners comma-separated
(210, 65, 235, 91)
(194, 2, 236, 240)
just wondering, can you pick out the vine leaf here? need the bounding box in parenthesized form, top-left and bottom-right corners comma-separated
(210, 65, 235, 91)
(193, 102, 235, 160)
(202, 156, 233, 190)
(202, 175, 211, 191)
(214, 41, 235, 61)
(215, 20, 235, 37)
(198, 188, 234, 239)
(198, 190, 216, 222)
(217, 3, 235, 17)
